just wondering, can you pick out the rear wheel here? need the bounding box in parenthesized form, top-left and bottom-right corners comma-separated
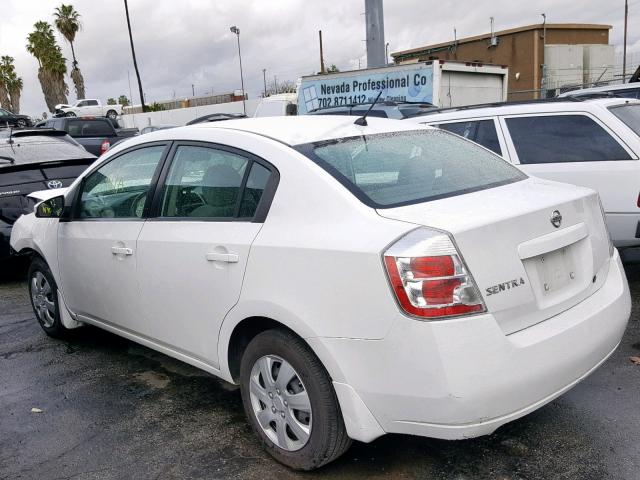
(16, 119, 27, 128)
(106, 110, 117, 120)
(239, 329, 352, 470)
(28, 257, 71, 338)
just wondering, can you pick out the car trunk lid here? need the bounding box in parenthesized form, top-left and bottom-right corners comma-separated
(377, 177, 612, 334)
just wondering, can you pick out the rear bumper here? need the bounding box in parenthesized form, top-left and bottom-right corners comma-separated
(607, 212, 640, 247)
(312, 250, 630, 442)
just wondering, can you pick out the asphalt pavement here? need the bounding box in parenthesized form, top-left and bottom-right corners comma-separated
(1, 261, 639, 480)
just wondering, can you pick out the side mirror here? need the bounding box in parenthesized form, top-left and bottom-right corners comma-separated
(35, 195, 65, 218)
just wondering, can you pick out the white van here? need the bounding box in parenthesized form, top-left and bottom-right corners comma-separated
(253, 93, 298, 118)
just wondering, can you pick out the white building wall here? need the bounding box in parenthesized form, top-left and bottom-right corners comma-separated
(120, 99, 261, 129)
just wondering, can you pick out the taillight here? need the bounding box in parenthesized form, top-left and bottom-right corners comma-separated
(383, 228, 486, 319)
(99, 139, 110, 155)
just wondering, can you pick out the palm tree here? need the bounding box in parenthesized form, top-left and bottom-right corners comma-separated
(123, 0, 146, 112)
(0, 56, 23, 113)
(53, 4, 85, 99)
(26, 21, 69, 112)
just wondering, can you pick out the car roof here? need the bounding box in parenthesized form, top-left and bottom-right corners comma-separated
(0, 134, 96, 166)
(559, 83, 640, 96)
(410, 97, 640, 122)
(179, 115, 430, 146)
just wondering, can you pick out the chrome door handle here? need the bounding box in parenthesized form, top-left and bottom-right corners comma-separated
(206, 252, 239, 263)
(111, 246, 133, 256)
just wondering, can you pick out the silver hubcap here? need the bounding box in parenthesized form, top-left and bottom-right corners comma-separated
(31, 272, 55, 328)
(249, 355, 312, 451)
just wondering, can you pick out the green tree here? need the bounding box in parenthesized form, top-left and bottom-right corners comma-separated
(0, 56, 23, 113)
(26, 21, 69, 112)
(327, 64, 340, 73)
(54, 4, 85, 99)
(118, 95, 130, 106)
(106, 97, 117, 105)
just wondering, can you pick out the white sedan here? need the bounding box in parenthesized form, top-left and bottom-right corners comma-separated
(11, 116, 630, 470)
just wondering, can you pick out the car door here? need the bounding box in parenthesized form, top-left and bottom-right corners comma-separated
(85, 100, 101, 116)
(135, 142, 278, 367)
(499, 112, 639, 244)
(58, 143, 169, 326)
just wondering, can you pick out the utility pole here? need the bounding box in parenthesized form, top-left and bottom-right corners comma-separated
(230, 26, 246, 115)
(623, 0, 628, 82)
(262, 69, 267, 97)
(124, 0, 146, 112)
(274, 75, 278, 94)
(191, 84, 195, 97)
(319, 30, 326, 74)
(541, 13, 547, 98)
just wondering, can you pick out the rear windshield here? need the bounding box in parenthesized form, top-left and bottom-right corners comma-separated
(295, 130, 527, 208)
(66, 119, 113, 137)
(609, 104, 640, 137)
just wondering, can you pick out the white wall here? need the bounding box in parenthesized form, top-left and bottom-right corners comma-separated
(120, 98, 261, 129)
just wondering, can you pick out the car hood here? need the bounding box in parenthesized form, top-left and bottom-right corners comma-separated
(55, 103, 72, 110)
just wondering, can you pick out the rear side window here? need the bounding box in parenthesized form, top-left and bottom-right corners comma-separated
(506, 115, 632, 164)
(296, 130, 526, 208)
(437, 120, 502, 155)
(609, 104, 640, 137)
(67, 120, 113, 137)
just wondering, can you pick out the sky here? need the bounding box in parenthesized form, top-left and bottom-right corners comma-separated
(1, 0, 639, 117)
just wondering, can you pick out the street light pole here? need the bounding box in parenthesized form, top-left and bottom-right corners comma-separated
(230, 26, 246, 115)
(262, 68, 267, 97)
(623, 0, 628, 82)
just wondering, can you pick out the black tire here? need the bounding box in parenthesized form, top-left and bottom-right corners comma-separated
(106, 110, 117, 120)
(65, 111, 76, 117)
(27, 257, 71, 339)
(16, 119, 27, 128)
(240, 329, 352, 470)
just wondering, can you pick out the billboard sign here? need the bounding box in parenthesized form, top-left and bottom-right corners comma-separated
(298, 64, 434, 114)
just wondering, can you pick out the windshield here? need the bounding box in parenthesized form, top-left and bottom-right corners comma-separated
(296, 129, 527, 208)
(609, 103, 640, 137)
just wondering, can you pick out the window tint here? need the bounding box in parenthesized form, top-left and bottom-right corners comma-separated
(438, 120, 502, 155)
(239, 163, 270, 218)
(160, 146, 248, 218)
(506, 115, 631, 164)
(609, 104, 640, 137)
(67, 120, 113, 137)
(296, 130, 526, 208)
(87, 100, 99, 106)
(78, 145, 165, 218)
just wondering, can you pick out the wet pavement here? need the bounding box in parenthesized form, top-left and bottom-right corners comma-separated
(1, 262, 639, 480)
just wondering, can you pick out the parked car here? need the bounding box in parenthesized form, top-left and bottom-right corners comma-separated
(11, 117, 630, 469)
(558, 83, 640, 100)
(0, 107, 33, 128)
(1, 129, 95, 262)
(253, 93, 298, 117)
(186, 113, 246, 125)
(54, 99, 122, 120)
(307, 100, 436, 119)
(43, 117, 138, 156)
(140, 124, 179, 134)
(408, 97, 640, 253)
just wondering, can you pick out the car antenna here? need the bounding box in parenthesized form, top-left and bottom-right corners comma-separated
(354, 91, 383, 126)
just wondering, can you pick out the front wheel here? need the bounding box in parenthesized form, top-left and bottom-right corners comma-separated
(65, 111, 76, 117)
(16, 119, 27, 128)
(240, 329, 352, 470)
(28, 257, 71, 338)
(106, 110, 117, 120)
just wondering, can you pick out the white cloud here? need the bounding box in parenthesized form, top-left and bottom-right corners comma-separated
(0, 0, 638, 117)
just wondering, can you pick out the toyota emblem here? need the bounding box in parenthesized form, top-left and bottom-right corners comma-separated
(47, 180, 63, 189)
(550, 210, 562, 228)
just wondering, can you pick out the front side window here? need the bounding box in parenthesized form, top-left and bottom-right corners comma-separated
(0, 109, 9, 117)
(506, 114, 632, 164)
(437, 120, 502, 155)
(609, 104, 640, 137)
(296, 130, 526, 208)
(78, 145, 165, 218)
